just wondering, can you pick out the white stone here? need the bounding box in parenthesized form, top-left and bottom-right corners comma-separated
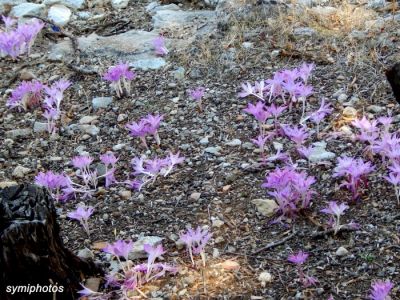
(251, 199, 278, 217)
(204, 146, 221, 155)
(190, 192, 201, 201)
(43, 0, 85, 10)
(212, 218, 224, 228)
(92, 97, 113, 109)
(111, 0, 129, 9)
(307, 141, 336, 162)
(258, 271, 273, 287)
(79, 116, 98, 124)
(78, 124, 100, 136)
(48, 4, 71, 26)
(367, 0, 386, 9)
(77, 248, 94, 259)
(225, 139, 242, 146)
(0, 181, 18, 188)
(12, 166, 31, 178)
(11, 3, 44, 18)
(337, 93, 348, 103)
(336, 246, 349, 256)
(200, 137, 209, 145)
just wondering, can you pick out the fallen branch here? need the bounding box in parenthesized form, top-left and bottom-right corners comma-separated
(252, 230, 298, 255)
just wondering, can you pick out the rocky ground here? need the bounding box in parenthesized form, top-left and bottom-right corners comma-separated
(1, 0, 400, 299)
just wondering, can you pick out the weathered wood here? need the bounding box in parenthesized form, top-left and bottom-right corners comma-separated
(386, 63, 400, 105)
(0, 184, 102, 300)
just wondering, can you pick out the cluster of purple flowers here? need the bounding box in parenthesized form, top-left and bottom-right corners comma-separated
(35, 152, 118, 202)
(348, 114, 400, 204)
(179, 226, 212, 267)
(103, 62, 136, 98)
(262, 166, 316, 221)
(126, 114, 163, 148)
(80, 226, 211, 299)
(0, 16, 44, 59)
(128, 152, 185, 191)
(333, 156, 374, 201)
(241, 64, 333, 163)
(6, 79, 71, 134)
(239, 63, 314, 114)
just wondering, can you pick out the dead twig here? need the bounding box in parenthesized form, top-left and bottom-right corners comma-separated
(251, 230, 298, 255)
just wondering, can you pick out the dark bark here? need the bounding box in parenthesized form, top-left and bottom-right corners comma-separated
(0, 184, 102, 300)
(386, 63, 400, 104)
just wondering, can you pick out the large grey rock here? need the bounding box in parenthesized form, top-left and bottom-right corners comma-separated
(152, 10, 215, 37)
(43, 0, 85, 10)
(78, 31, 167, 70)
(48, 4, 72, 26)
(129, 57, 166, 70)
(146, 2, 180, 15)
(11, 3, 44, 18)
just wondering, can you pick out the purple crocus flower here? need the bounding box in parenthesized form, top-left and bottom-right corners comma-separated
(238, 82, 255, 98)
(282, 124, 309, 146)
(288, 250, 307, 264)
(152, 36, 168, 56)
(72, 155, 93, 170)
(333, 156, 374, 201)
(67, 205, 94, 236)
(103, 62, 136, 97)
(103, 240, 134, 261)
(143, 244, 165, 280)
(297, 62, 315, 84)
(143, 113, 163, 145)
(369, 280, 393, 300)
(179, 226, 212, 266)
(321, 201, 349, 234)
(309, 98, 333, 134)
(100, 152, 118, 166)
(35, 171, 72, 201)
(188, 87, 206, 110)
(126, 119, 149, 148)
(7, 80, 44, 110)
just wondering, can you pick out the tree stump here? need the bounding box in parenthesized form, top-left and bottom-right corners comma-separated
(386, 62, 400, 105)
(0, 184, 103, 300)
